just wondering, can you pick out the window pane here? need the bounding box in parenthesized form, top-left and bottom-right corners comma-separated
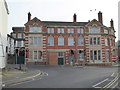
(78, 37, 84, 45)
(48, 37, 54, 46)
(29, 37, 33, 45)
(38, 51, 42, 59)
(58, 37, 64, 46)
(90, 50, 93, 60)
(34, 37, 37, 45)
(94, 51, 97, 60)
(94, 37, 96, 45)
(18, 33, 22, 38)
(97, 37, 100, 45)
(58, 28, 61, 33)
(37, 37, 41, 45)
(90, 27, 100, 33)
(12, 33, 16, 38)
(90, 38, 92, 45)
(48, 28, 51, 33)
(104, 29, 108, 34)
(68, 37, 74, 46)
(79, 50, 84, 59)
(98, 50, 101, 60)
(58, 52, 64, 57)
(34, 51, 37, 59)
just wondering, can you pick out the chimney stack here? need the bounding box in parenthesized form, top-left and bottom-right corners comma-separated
(73, 13, 77, 22)
(98, 11, 103, 24)
(110, 19, 114, 27)
(28, 12, 31, 21)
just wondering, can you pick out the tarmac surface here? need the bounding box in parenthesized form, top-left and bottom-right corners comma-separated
(1, 64, 43, 88)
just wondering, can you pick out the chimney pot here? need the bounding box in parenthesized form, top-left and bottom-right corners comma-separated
(28, 12, 31, 21)
(73, 13, 77, 22)
(110, 19, 114, 27)
(98, 11, 103, 24)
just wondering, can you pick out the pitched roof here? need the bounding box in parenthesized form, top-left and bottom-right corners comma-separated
(12, 27, 24, 31)
(24, 17, 88, 26)
(42, 21, 88, 26)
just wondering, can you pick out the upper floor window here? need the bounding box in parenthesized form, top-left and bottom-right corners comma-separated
(29, 37, 42, 45)
(47, 28, 54, 33)
(68, 28, 74, 33)
(58, 28, 64, 33)
(68, 37, 74, 46)
(58, 37, 64, 46)
(30, 26, 42, 32)
(17, 41, 21, 47)
(18, 33, 22, 38)
(104, 29, 108, 34)
(77, 28, 83, 34)
(90, 37, 100, 45)
(105, 38, 108, 46)
(78, 37, 84, 46)
(48, 37, 54, 46)
(12, 33, 16, 38)
(89, 26, 100, 34)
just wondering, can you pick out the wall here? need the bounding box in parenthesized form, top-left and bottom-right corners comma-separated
(0, 0, 8, 68)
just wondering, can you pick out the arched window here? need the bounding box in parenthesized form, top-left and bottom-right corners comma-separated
(78, 37, 84, 46)
(48, 37, 54, 46)
(58, 37, 64, 46)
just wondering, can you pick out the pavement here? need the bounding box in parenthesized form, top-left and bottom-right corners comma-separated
(1, 64, 43, 87)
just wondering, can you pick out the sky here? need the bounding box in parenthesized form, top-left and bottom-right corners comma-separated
(6, 0, 119, 41)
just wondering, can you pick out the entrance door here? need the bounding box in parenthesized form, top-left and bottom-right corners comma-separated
(58, 58, 64, 65)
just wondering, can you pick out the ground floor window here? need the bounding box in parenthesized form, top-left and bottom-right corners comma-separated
(29, 50, 42, 61)
(105, 50, 109, 62)
(90, 50, 101, 60)
(78, 50, 84, 60)
(58, 52, 64, 57)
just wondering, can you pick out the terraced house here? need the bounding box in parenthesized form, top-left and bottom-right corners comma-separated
(24, 11, 116, 65)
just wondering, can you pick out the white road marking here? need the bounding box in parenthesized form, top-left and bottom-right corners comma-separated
(92, 78, 108, 88)
(2, 84, 5, 87)
(94, 86, 101, 88)
(111, 73, 114, 77)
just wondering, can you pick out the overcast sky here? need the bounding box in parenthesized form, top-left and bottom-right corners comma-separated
(6, 0, 119, 41)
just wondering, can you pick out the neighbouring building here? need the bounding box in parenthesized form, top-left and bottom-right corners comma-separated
(0, 0, 9, 68)
(23, 11, 117, 65)
(11, 27, 25, 50)
(7, 34, 15, 55)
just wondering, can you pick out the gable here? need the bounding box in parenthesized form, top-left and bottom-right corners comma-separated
(86, 19, 103, 27)
(24, 17, 43, 26)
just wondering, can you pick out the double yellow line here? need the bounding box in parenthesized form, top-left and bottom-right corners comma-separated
(101, 73, 120, 90)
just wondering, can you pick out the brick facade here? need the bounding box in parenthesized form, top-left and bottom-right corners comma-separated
(24, 12, 117, 65)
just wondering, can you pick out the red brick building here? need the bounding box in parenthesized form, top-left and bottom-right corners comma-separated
(24, 11, 116, 65)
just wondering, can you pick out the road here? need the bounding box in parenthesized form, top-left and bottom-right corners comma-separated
(4, 65, 119, 88)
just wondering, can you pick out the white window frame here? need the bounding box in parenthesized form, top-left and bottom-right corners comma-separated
(78, 50, 84, 60)
(18, 33, 22, 38)
(58, 52, 64, 57)
(104, 29, 108, 34)
(89, 26, 100, 34)
(48, 37, 54, 46)
(58, 28, 64, 33)
(29, 26, 42, 32)
(68, 28, 74, 33)
(58, 37, 64, 46)
(90, 50, 101, 60)
(77, 28, 84, 34)
(78, 37, 84, 46)
(68, 37, 74, 46)
(47, 28, 54, 33)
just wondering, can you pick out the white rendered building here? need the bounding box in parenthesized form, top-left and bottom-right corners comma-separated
(0, 0, 9, 68)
